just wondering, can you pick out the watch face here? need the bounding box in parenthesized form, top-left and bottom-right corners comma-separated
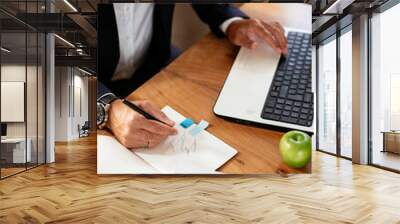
(97, 103, 105, 126)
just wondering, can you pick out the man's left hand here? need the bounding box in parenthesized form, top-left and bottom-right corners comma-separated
(226, 19, 288, 56)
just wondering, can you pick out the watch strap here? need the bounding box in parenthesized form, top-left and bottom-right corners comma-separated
(98, 93, 118, 106)
(97, 93, 117, 129)
(98, 103, 111, 130)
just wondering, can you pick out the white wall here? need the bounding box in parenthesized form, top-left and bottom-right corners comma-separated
(54, 67, 89, 141)
(1, 65, 38, 138)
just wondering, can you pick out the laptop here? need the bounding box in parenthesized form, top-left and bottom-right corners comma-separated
(213, 27, 314, 134)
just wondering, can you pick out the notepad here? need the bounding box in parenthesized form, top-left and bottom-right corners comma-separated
(97, 106, 237, 174)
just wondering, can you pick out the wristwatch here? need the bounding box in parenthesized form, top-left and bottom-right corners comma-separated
(97, 93, 118, 129)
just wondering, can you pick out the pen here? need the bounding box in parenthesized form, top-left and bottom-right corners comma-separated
(122, 99, 171, 127)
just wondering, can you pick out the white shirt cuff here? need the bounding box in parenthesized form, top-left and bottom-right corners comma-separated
(220, 17, 244, 34)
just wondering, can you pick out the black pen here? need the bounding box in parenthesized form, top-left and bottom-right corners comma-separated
(122, 99, 171, 126)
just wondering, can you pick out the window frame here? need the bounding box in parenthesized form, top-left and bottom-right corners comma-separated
(315, 23, 353, 160)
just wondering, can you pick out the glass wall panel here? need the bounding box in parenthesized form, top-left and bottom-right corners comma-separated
(38, 32, 45, 165)
(27, 30, 38, 169)
(26, 0, 41, 169)
(317, 37, 337, 154)
(1, 31, 28, 177)
(371, 3, 400, 171)
(0, 1, 46, 179)
(339, 29, 352, 158)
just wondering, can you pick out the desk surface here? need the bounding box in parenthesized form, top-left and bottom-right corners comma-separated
(1, 138, 26, 143)
(101, 3, 311, 174)
(127, 35, 310, 174)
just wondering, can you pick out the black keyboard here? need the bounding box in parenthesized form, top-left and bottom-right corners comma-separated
(261, 31, 313, 127)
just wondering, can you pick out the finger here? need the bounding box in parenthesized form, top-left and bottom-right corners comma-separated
(271, 23, 287, 55)
(268, 21, 288, 55)
(252, 24, 281, 54)
(137, 101, 175, 127)
(140, 119, 178, 136)
(241, 37, 257, 49)
(260, 21, 286, 55)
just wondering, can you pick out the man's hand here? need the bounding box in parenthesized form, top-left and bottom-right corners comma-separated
(107, 99, 177, 149)
(226, 19, 288, 56)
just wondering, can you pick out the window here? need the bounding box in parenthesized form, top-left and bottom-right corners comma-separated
(316, 25, 353, 159)
(370, 2, 400, 171)
(317, 37, 337, 155)
(339, 29, 352, 158)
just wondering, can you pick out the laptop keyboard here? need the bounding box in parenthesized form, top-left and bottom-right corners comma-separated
(261, 31, 313, 127)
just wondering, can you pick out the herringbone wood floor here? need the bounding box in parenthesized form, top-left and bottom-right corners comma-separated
(1, 135, 399, 223)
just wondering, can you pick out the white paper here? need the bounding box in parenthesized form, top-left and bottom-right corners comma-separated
(134, 106, 237, 173)
(97, 106, 237, 174)
(97, 135, 158, 174)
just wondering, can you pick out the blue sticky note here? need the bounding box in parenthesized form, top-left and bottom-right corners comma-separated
(180, 118, 194, 128)
(188, 120, 209, 136)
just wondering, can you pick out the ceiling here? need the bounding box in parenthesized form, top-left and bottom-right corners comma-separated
(0, 0, 103, 71)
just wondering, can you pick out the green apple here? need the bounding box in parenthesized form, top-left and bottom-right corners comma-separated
(279, 130, 311, 168)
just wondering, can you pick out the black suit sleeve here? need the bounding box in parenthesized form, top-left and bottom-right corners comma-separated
(191, 4, 249, 38)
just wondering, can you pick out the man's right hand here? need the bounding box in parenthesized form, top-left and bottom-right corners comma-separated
(107, 99, 177, 149)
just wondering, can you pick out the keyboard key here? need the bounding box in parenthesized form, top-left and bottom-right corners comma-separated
(276, 71, 285, 76)
(284, 105, 292, 111)
(263, 113, 280, 121)
(288, 94, 303, 101)
(264, 107, 274, 113)
(282, 116, 298, 124)
(277, 98, 285, 104)
(285, 100, 293, 105)
(301, 108, 309, 114)
(266, 98, 276, 107)
(299, 120, 307, 125)
(279, 86, 289, 98)
(304, 93, 313, 102)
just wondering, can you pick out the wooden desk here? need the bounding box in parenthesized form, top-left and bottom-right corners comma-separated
(124, 33, 310, 174)
(1, 137, 32, 165)
(381, 131, 400, 154)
